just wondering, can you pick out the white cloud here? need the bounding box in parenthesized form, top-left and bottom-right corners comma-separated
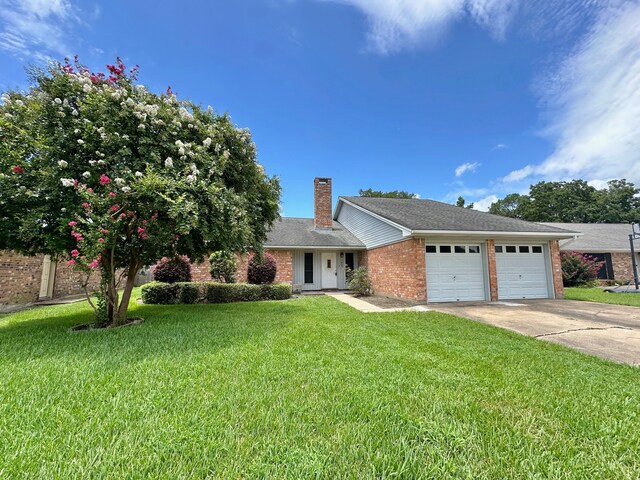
(473, 194, 498, 211)
(321, 0, 519, 53)
(492, 143, 507, 150)
(532, 2, 640, 185)
(0, 0, 80, 61)
(502, 165, 534, 183)
(454, 161, 480, 177)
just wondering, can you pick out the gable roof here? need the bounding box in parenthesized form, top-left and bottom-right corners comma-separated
(541, 223, 635, 252)
(338, 196, 577, 236)
(265, 217, 365, 248)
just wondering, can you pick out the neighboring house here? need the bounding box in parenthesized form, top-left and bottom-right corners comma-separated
(541, 223, 640, 282)
(0, 251, 101, 305)
(192, 177, 576, 303)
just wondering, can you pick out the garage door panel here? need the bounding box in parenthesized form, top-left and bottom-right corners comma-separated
(496, 245, 549, 300)
(426, 244, 486, 303)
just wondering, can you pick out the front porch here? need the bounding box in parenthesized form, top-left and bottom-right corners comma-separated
(291, 249, 360, 292)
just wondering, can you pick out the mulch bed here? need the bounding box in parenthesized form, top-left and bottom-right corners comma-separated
(70, 317, 144, 331)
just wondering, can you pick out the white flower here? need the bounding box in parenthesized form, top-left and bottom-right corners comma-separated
(89, 160, 97, 166)
(165, 157, 173, 168)
(83, 84, 92, 93)
(114, 177, 125, 185)
(178, 147, 185, 155)
(77, 139, 85, 145)
(57, 160, 68, 168)
(71, 109, 78, 116)
(222, 150, 230, 160)
(15, 99, 24, 107)
(135, 171, 143, 177)
(61, 208, 66, 212)
(138, 124, 146, 130)
(186, 174, 196, 184)
(121, 186, 131, 193)
(4, 113, 12, 119)
(60, 178, 74, 187)
(203, 137, 212, 147)
(54, 98, 62, 105)
(214, 143, 221, 154)
(82, 171, 91, 178)
(74, 128, 81, 135)
(97, 160, 105, 165)
(58, 111, 65, 118)
(62, 98, 69, 107)
(1, 93, 10, 104)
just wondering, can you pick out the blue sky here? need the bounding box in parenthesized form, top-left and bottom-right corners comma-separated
(1, 0, 639, 217)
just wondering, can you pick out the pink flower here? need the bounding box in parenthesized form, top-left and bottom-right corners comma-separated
(100, 228, 109, 234)
(67, 259, 76, 266)
(137, 227, 145, 234)
(119, 213, 126, 219)
(109, 204, 120, 212)
(86, 187, 94, 193)
(73, 179, 79, 187)
(68, 221, 77, 227)
(140, 233, 149, 240)
(88, 259, 99, 269)
(98, 237, 105, 243)
(108, 192, 117, 198)
(99, 174, 111, 186)
(71, 249, 79, 257)
(11, 165, 24, 174)
(82, 202, 91, 209)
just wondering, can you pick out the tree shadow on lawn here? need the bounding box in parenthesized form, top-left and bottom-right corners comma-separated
(0, 300, 298, 366)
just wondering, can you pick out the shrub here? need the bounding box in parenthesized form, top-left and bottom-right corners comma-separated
(561, 252, 603, 287)
(177, 282, 200, 304)
(347, 267, 373, 296)
(153, 255, 192, 283)
(141, 282, 180, 304)
(247, 252, 277, 284)
(209, 250, 238, 283)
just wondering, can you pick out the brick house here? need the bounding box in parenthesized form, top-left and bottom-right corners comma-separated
(541, 223, 640, 283)
(198, 177, 576, 303)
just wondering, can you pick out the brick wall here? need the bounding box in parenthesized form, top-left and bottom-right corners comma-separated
(52, 259, 101, 298)
(549, 240, 564, 299)
(611, 252, 639, 282)
(313, 178, 333, 229)
(0, 251, 45, 304)
(190, 250, 293, 284)
(486, 240, 498, 301)
(365, 239, 426, 301)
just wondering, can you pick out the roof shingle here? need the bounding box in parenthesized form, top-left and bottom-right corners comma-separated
(265, 218, 364, 248)
(341, 196, 577, 235)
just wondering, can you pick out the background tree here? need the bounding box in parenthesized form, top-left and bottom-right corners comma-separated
(0, 57, 280, 327)
(455, 196, 474, 209)
(358, 188, 418, 199)
(488, 179, 640, 223)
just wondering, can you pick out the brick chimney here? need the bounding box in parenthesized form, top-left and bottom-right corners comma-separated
(314, 177, 333, 230)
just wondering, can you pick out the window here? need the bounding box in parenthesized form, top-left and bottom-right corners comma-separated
(304, 253, 314, 284)
(455, 246, 466, 253)
(345, 252, 355, 272)
(426, 245, 437, 253)
(440, 245, 452, 253)
(468, 246, 480, 254)
(532, 246, 543, 253)
(519, 246, 530, 253)
(506, 246, 517, 253)
(586, 252, 614, 280)
(495, 246, 503, 253)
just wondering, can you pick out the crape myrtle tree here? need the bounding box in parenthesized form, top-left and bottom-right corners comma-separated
(0, 57, 280, 327)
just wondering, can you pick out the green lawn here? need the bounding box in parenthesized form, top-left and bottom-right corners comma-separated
(565, 287, 640, 307)
(1, 292, 639, 478)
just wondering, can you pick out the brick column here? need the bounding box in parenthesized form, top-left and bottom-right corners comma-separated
(549, 240, 564, 299)
(486, 239, 498, 301)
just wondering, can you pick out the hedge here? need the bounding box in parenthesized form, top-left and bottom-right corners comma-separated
(141, 281, 291, 305)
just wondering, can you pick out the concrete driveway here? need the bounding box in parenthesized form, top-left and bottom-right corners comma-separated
(431, 300, 640, 366)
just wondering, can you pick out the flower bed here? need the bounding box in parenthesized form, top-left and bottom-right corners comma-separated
(141, 282, 291, 304)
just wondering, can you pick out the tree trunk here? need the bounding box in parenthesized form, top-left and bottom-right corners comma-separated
(115, 260, 140, 325)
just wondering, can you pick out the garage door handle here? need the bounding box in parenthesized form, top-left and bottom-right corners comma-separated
(453, 275, 456, 281)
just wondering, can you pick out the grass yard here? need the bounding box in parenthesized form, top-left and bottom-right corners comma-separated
(1, 292, 639, 478)
(565, 287, 640, 307)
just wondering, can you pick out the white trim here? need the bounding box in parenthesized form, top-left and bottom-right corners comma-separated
(335, 198, 413, 235)
(412, 230, 579, 239)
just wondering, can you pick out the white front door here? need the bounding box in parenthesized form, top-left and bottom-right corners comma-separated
(321, 252, 337, 289)
(495, 245, 549, 299)
(426, 244, 486, 302)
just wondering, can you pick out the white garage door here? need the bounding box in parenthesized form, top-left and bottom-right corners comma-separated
(426, 244, 486, 303)
(495, 245, 549, 299)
